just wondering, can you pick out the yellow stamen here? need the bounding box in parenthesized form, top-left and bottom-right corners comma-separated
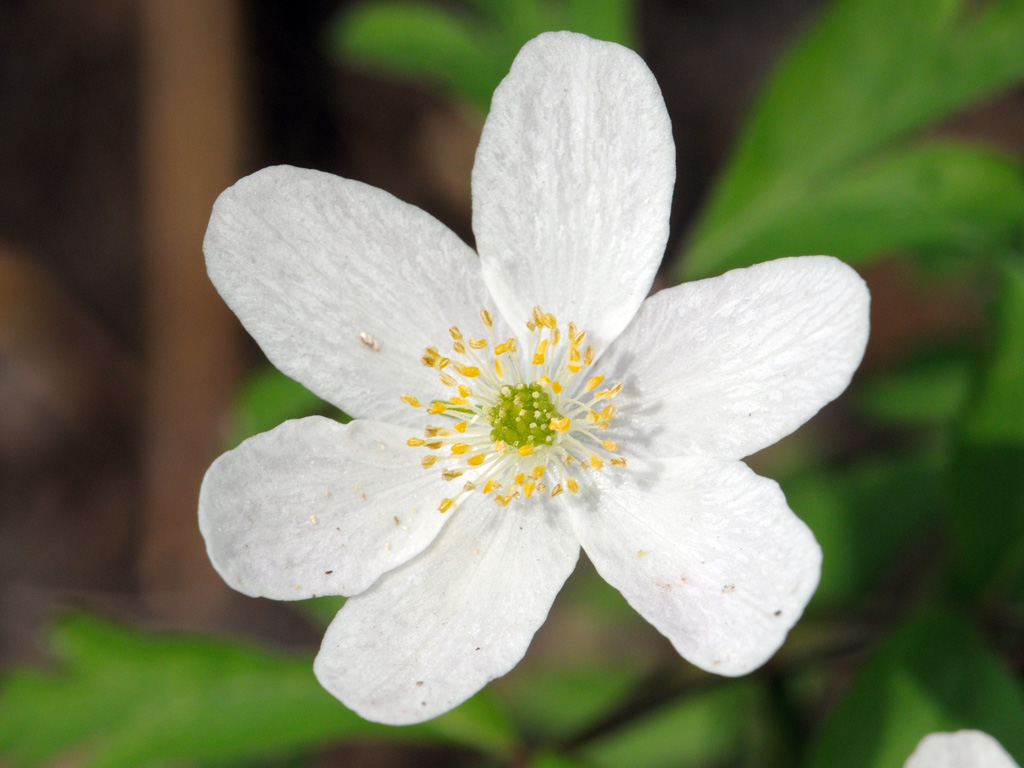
(453, 421, 468, 433)
(451, 443, 469, 455)
(406, 437, 425, 447)
(420, 455, 437, 468)
(517, 444, 535, 457)
(467, 453, 486, 466)
(453, 362, 480, 377)
(585, 375, 605, 392)
(532, 338, 548, 366)
(469, 337, 487, 349)
(429, 402, 447, 414)
(480, 308, 493, 327)
(400, 394, 422, 408)
(601, 440, 618, 451)
(611, 457, 627, 467)
(567, 478, 579, 494)
(439, 498, 454, 513)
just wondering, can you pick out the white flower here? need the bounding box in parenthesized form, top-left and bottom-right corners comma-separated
(905, 731, 1020, 768)
(199, 31, 870, 725)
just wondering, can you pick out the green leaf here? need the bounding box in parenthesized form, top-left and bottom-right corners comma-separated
(579, 680, 763, 768)
(0, 614, 517, 768)
(804, 609, 1024, 768)
(947, 442, 1024, 600)
(961, 261, 1024, 442)
(947, 262, 1024, 599)
(331, 2, 506, 111)
(230, 367, 343, 448)
(858, 349, 972, 426)
(331, 0, 635, 112)
(687, 142, 1024, 277)
(566, 0, 635, 47)
(682, 0, 1024, 279)
(502, 660, 649, 742)
(781, 451, 944, 607)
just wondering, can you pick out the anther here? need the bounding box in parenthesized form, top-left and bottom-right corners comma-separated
(439, 498, 454, 513)
(401, 394, 422, 408)
(453, 362, 480, 377)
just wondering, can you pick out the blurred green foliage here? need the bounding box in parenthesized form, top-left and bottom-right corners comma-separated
(0, 614, 515, 768)
(681, 0, 1024, 280)
(4, 0, 1024, 766)
(805, 610, 1024, 768)
(331, 0, 635, 111)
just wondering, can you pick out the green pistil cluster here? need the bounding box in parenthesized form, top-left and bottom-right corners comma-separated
(489, 382, 561, 449)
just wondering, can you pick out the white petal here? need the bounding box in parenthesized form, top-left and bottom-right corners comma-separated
(600, 256, 869, 461)
(472, 32, 675, 357)
(313, 497, 579, 724)
(567, 456, 821, 676)
(905, 731, 1020, 768)
(204, 165, 501, 426)
(199, 417, 453, 599)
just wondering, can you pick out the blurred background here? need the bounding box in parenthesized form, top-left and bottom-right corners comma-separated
(1, 1, 1023, 766)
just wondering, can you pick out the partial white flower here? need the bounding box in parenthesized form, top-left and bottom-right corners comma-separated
(199, 31, 870, 725)
(904, 731, 1020, 768)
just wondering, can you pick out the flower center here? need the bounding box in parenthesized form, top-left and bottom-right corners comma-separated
(400, 306, 625, 513)
(489, 383, 561, 449)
